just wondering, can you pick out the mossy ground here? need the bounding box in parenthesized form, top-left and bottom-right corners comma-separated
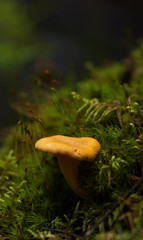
(1, 44, 143, 239)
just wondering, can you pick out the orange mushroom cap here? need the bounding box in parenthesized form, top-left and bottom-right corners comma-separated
(35, 135, 101, 198)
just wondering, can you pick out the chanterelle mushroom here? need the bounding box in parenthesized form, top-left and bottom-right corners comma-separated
(35, 135, 101, 198)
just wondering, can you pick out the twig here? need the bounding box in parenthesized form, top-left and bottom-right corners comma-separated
(81, 176, 143, 240)
(43, 227, 80, 239)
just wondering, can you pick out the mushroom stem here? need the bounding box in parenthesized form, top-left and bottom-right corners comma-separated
(57, 155, 87, 198)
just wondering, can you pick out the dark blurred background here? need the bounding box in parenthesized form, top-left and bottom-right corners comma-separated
(0, 0, 143, 131)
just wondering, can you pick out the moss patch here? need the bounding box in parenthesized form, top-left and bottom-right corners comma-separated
(1, 45, 143, 239)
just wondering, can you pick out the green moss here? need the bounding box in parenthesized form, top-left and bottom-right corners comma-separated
(1, 45, 143, 239)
